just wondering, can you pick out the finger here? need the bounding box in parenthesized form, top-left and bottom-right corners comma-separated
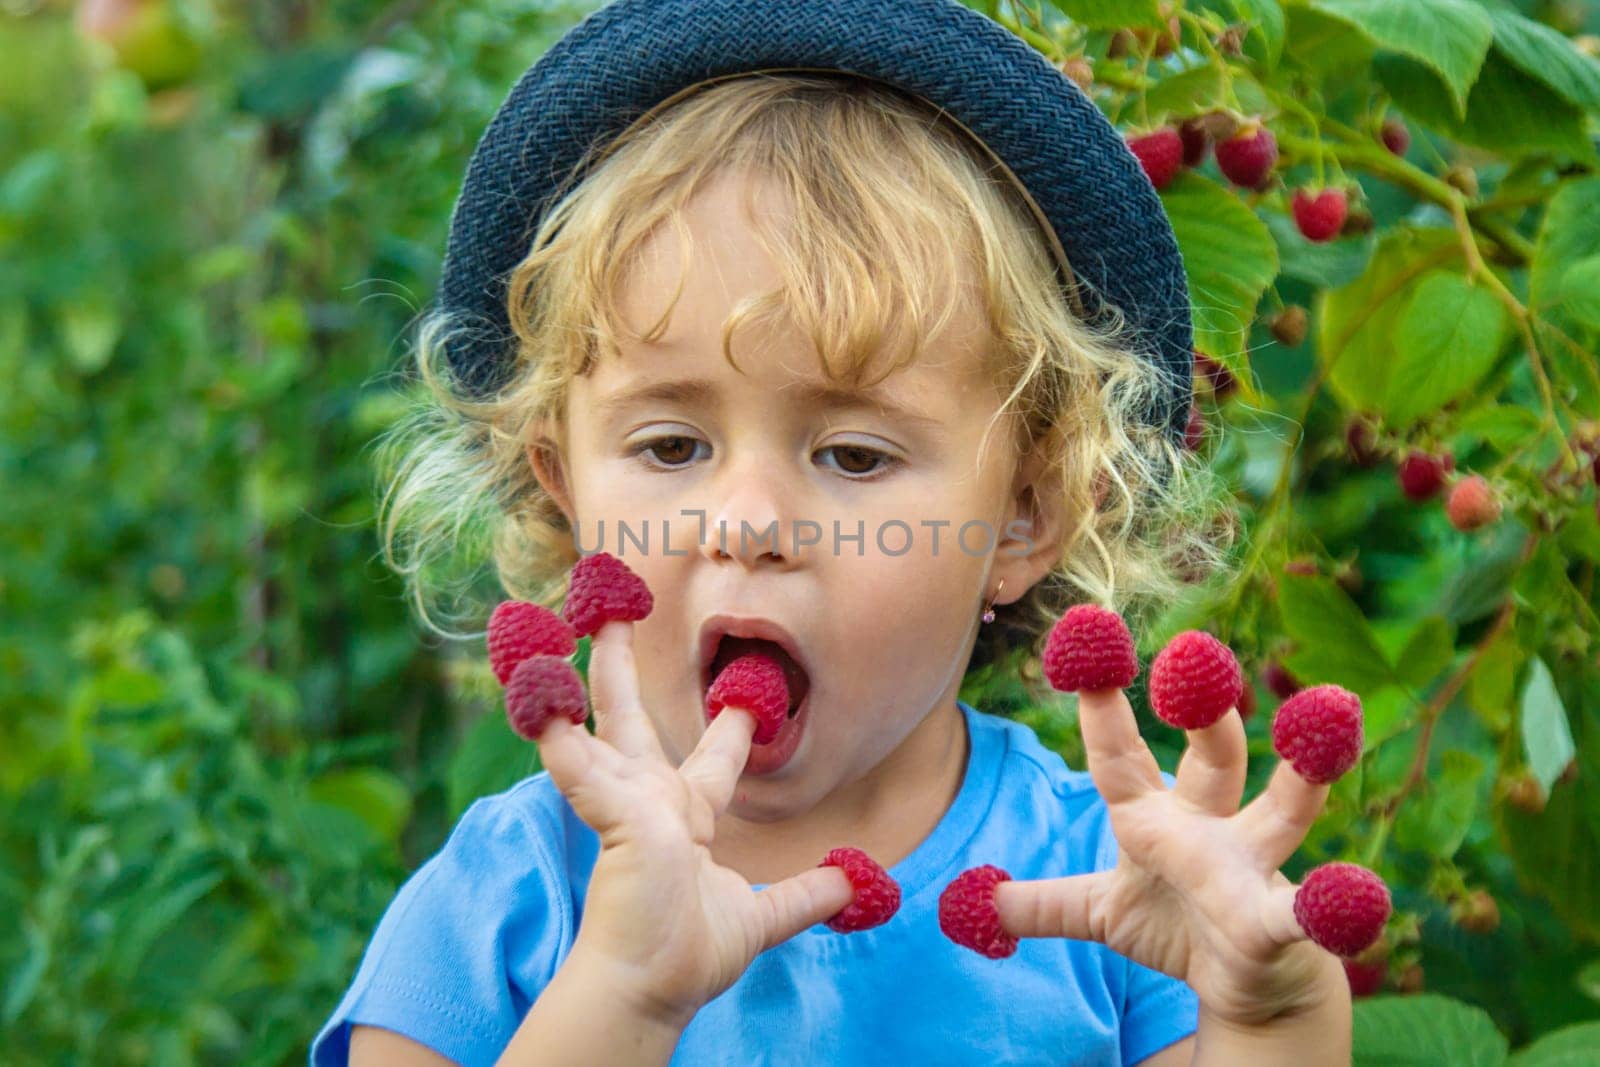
(1259, 882, 1306, 948)
(992, 870, 1115, 942)
(1236, 760, 1331, 870)
(752, 865, 857, 952)
(585, 620, 668, 760)
(679, 705, 757, 813)
(1077, 688, 1166, 805)
(533, 716, 630, 828)
(1172, 709, 1248, 817)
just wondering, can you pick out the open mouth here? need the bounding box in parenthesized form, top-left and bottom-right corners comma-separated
(702, 635, 812, 720)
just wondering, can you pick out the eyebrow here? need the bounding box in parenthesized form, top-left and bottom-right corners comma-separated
(593, 377, 946, 429)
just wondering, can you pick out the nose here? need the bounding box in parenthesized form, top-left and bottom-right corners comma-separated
(699, 454, 796, 570)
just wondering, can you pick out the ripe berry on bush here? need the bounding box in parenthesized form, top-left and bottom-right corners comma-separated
(1183, 404, 1205, 451)
(1397, 450, 1453, 501)
(1446, 475, 1502, 531)
(1269, 305, 1308, 348)
(1343, 956, 1387, 998)
(1291, 187, 1349, 243)
(1127, 127, 1184, 190)
(1178, 117, 1209, 166)
(1215, 122, 1278, 189)
(1194, 350, 1236, 398)
(1262, 659, 1301, 700)
(1344, 416, 1381, 468)
(1380, 117, 1410, 157)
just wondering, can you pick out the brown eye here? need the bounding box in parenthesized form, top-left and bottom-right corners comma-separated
(642, 436, 701, 467)
(821, 444, 896, 478)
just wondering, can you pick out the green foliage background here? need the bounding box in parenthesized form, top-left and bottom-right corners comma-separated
(1, 0, 1598, 1062)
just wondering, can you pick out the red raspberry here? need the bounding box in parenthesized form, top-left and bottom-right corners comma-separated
(1397, 450, 1452, 501)
(1178, 117, 1209, 166)
(938, 865, 1017, 959)
(1042, 604, 1139, 693)
(1343, 956, 1387, 997)
(1214, 122, 1278, 189)
(1262, 659, 1301, 701)
(487, 600, 577, 685)
(505, 654, 590, 740)
(1291, 187, 1348, 243)
(1127, 127, 1184, 191)
(1271, 684, 1363, 784)
(1148, 630, 1243, 730)
(1344, 416, 1381, 468)
(705, 652, 790, 745)
(1380, 117, 1410, 157)
(819, 847, 901, 933)
(561, 551, 654, 637)
(1294, 862, 1391, 957)
(1236, 680, 1258, 722)
(1183, 404, 1205, 451)
(1194, 351, 1236, 398)
(1446, 475, 1501, 531)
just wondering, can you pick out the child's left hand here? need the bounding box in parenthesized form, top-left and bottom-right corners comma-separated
(993, 686, 1344, 1027)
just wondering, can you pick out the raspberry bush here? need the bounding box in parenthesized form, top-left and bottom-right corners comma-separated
(0, 0, 1597, 1062)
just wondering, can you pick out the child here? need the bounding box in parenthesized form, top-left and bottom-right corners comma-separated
(312, 1, 1355, 1063)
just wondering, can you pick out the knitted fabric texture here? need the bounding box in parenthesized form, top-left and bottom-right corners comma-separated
(436, 0, 1194, 444)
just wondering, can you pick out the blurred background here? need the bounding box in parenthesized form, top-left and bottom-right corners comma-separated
(2, 0, 1598, 1064)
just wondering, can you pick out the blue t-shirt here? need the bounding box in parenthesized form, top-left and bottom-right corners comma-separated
(311, 700, 1199, 1066)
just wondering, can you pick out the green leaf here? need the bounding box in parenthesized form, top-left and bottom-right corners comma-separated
(1468, 630, 1519, 734)
(1311, 0, 1493, 117)
(1162, 172, 1279, 365)
(1046, 0, 1164, 29)
(1521, 658, 1577, 794)
(1353, 994, 1509, 1066)
(1144, 65, 1229, 119)
(1377, 49, 1597, 161)
(1278, 574, 1398, 694)
(1511, 1021, 1600, 1065)
(1578, 960, 1600, 1005)
(1488, 10, 1600, 114)
(1455, 404, 1545, 452)
(1385, 271, 1510, 428)
(1500, 767, 1600, 941)
(1531, 179, 1600, 341)
(57, 298, 121, 376)
(307, 767, 412, 847)
(1283, 5, 1376, 78)
(1396, 616, 1455, 689)
(1393, 749, 1486, 858)
(1318, 227, 1462, 416)
(447, 710, 540, 819)
(1547, 255, 1600, 329)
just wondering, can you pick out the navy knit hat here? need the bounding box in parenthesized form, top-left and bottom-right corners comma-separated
(436, 0, 1194, 445)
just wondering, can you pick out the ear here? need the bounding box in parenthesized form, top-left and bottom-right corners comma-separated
(988, 447, 1068, 606)
(525, 420, 576, 526)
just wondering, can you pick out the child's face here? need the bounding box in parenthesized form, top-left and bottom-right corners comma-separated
(530, 169, 1057, 821)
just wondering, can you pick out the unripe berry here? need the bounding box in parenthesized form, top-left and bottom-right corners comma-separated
(1345, 416, 1381, 468)
(1451, 889, 1500, 935)
(1503, 771, 1546, 814)
(1269, 304, 1308, 348)
(1446, 475, 1501, 531)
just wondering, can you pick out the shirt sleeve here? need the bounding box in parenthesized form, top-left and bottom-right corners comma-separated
(1089, 770, 1201, 1067)
(308, 787, 573, 1067)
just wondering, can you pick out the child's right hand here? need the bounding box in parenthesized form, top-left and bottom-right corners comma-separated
(532, 619, 854, 1029)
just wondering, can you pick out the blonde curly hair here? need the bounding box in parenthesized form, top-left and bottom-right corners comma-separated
(374, 72, 1235, 699)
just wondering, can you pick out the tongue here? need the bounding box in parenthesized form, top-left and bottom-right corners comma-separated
(712, 637, 810, 711)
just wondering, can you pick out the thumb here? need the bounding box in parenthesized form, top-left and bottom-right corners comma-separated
(752, 865, 856, 952)
(992, 870, 1115, 942)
